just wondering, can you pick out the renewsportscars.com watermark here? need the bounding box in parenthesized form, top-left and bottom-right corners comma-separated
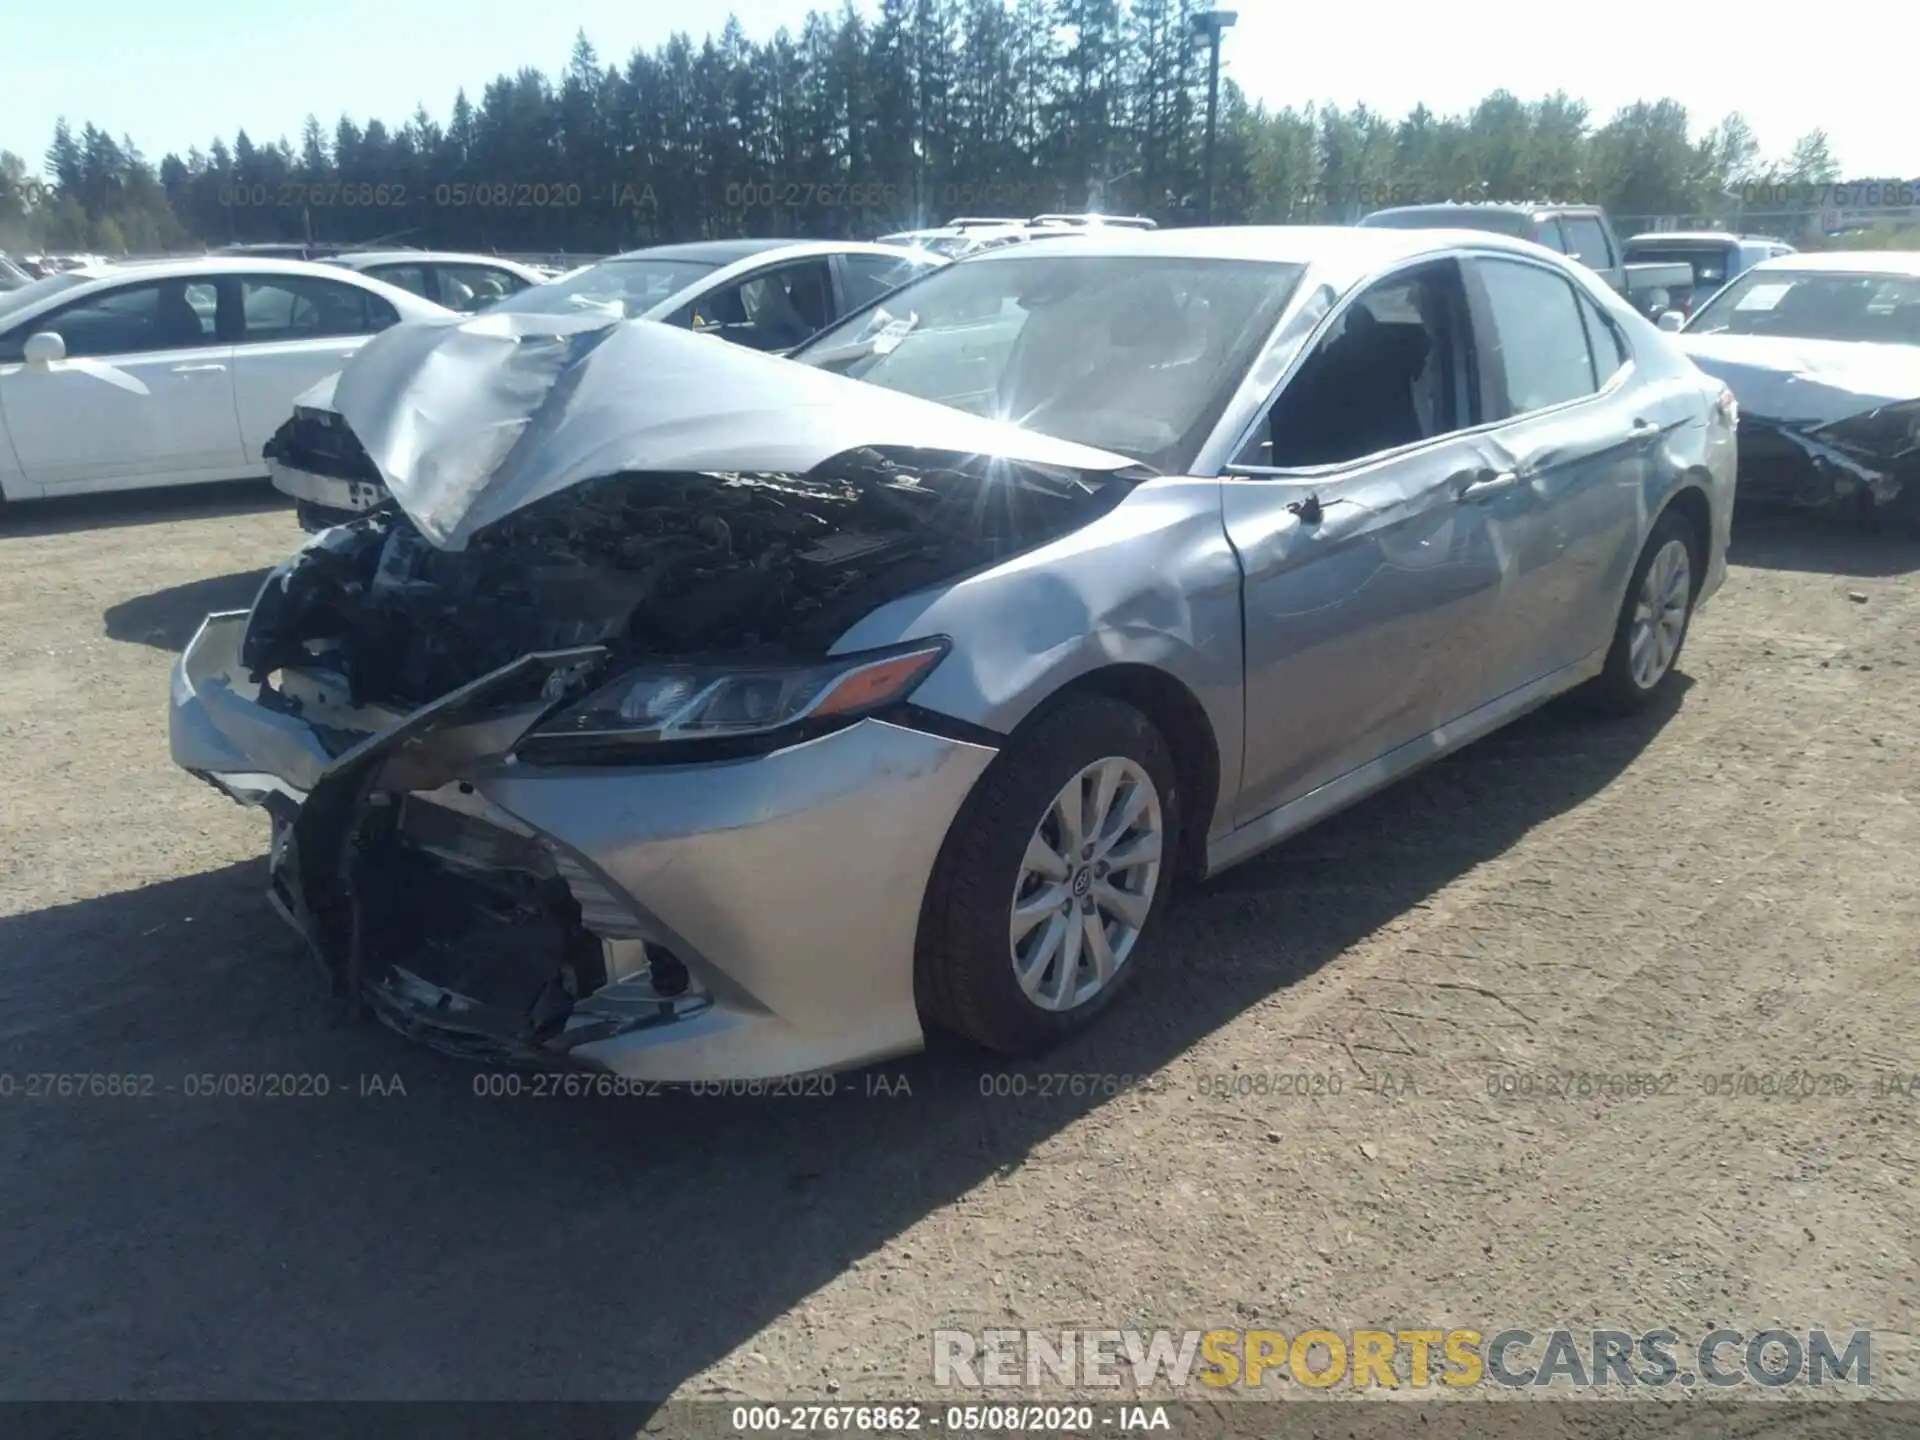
(933, 1328, 1872, 1391)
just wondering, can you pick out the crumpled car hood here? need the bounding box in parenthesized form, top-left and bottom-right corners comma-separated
(1677, 333, 1920, 423)
(323, 311, 1139, 550)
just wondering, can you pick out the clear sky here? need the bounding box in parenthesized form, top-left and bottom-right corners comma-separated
(0, 0, 1909, 179)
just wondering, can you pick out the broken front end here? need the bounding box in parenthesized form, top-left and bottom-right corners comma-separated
(265, 396, 392, 534)
(1736, 399, 1920, 530)
(171, 453, 1127, 1080)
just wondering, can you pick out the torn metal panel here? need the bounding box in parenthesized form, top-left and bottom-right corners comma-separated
(1679, 334, 1920, 514)
(319, 309, 1140, 550)
(239, 448, 1133, 715)
(248, 640, 718, 1064)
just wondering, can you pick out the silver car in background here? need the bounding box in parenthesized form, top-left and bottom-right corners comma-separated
(170, 226, 1734, 1081)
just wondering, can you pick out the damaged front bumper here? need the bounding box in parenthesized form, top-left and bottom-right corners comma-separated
(171, 610, 999, 1081)
(1737, 410, 1920, 516)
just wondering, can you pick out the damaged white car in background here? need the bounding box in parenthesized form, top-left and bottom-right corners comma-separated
(170, 228, 1734, 1082)
(1667, 250, 1920, 534)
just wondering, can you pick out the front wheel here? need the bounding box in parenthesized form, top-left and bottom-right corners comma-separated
(1585, 509, 1700, 715)
(915, 695, 1180, 1055)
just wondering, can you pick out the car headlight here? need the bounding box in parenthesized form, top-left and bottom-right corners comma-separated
(520, 638, 950, 758)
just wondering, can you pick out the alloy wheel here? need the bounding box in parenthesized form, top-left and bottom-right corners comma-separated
(1628, 538, 1691, 691)
(1007, 756, 1165, 1012)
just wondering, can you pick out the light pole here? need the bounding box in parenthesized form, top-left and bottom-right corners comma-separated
(1188, 9, 1237, 225)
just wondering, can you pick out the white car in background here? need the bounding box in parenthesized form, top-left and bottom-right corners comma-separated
(322, 250, 546, 313)
(0, 257, 447, 503)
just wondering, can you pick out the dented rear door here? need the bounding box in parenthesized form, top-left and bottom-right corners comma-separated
(1462, 255, 1655, 694)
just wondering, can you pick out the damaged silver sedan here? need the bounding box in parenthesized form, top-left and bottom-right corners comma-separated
(1669, 251, 1920, 533)
(170, 227, 1735, 1081)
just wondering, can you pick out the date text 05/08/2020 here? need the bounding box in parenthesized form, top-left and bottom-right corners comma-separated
(728, 1403, 1172, 1432)
(0, 1072, 406, 1099)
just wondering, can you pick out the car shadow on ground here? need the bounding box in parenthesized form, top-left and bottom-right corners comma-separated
(0, 682, 1685, 1402)
(1729, 506, 1920, 577)
(0, 480, 288, 539)
(102, 568, 275, 651)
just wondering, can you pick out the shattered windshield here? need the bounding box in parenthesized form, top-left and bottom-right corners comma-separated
(489, 257, 719, 319)
(792, 254, 1303, 472)
(1688, 269, 1920, 345)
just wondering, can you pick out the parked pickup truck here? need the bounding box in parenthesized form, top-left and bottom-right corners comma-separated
(1621, 231, 1797, 320)
(1359, 203, 1695, 319)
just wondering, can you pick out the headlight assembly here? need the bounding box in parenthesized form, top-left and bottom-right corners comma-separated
(519, 638, 950, 760)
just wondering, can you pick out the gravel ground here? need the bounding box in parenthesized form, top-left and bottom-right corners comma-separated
(0, 484, 1915, 1412)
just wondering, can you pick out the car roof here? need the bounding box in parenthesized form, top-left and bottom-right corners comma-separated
(606, 238, 929, 265)
(1747, 250, 1920, 277)
(607, 238, 806, 264)
(1626, 231, 1741, 244)
(959, 223, 1556, 268)
(1365, 202, 1600, 221)
(1625, 231, 1788, 246)
(328, 250, 541, 274)
(70, 255, 407, 282)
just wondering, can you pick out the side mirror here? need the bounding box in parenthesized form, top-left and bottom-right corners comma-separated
(23, 331, 65, 367)
(1656, 310, 1686, 333)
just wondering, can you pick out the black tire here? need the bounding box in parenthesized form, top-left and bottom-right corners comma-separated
(1585, 508, 1702, 716)
(915, 694, 1181, 1055)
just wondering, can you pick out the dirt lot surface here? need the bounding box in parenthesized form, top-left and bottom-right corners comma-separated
(1, 484, 1915, 1414)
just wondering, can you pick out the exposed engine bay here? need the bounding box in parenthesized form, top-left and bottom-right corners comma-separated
(227, 445, 1125, 1064)
(243, 450, 1126, 711)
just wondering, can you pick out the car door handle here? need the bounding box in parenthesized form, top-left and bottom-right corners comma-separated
(1452, 468, 1519, 502)
(171, 363, 227, 375)
(1630, 417, 1661, 444)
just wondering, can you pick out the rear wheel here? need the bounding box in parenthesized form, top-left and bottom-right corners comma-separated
(916, 695, 1179, 1054)
(1586, 509, 1700, 715)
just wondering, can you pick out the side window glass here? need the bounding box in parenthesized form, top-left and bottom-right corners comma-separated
(681, 260, 835, 351)
(1577, 291, 1628, 383)
(1562, 217, 1613, 269)
(28, 280, 217, 357)
(842, 254, 937, 312)
(1534, 219, 1570, 254)
(1477, 258, 1599, 416)
(368, 265, 430, 299)
(241, 276, 399, 342)
(1246, 265, 1466, 469)
(438, 264, 527, 312)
